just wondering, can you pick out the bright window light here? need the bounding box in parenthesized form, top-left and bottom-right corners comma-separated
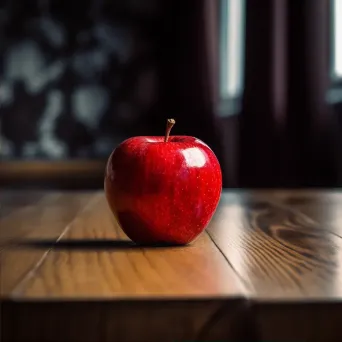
(334, 0, 342, 78)
(220, 0, 245, 99)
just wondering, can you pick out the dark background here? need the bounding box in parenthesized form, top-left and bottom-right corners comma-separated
(0, 0, 341, 189)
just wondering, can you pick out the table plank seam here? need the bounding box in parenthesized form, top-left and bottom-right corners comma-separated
(9, 194, 102, 298)
(205, 231, 250, 295)
(3, 190, 342, 341)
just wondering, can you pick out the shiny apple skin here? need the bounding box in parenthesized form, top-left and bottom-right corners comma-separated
(104, 135, 222, 245)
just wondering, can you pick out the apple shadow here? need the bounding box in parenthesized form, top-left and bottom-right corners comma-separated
(6, 238, 188, 251)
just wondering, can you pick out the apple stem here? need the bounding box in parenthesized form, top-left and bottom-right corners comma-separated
(164, 118, 176, 142)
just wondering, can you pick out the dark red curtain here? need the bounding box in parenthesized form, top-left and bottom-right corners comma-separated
(160, 0, 235, 187)
(160, 0, 339, 188)
(239, 0, 337, 187)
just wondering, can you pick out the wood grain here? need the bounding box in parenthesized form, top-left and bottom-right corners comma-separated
(0, 190, 45, 204)
(206, 190, 342, 341)
(0, 192, 249, 342)
(271, 190, 342, 236)
(207, 191, 342, 299)
(12, 196, 244, 299)
(0, 161, 106, 190)
(0, 191, 44, 219)
(2, 299, 252, 342)
(253, 302, 342, 342)
(0, 192, 95, 295)
(0, 161, 106, 179)
(3, 189, 342, 341)
(0, 191, 49, 342)
(249, 190, 342, 341)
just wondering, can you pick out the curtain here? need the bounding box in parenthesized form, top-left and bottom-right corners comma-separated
(160, 0, 236, 187)
(239, 0, 338, 187)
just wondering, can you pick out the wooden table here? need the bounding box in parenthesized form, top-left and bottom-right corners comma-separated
(1, 190, 342, 342)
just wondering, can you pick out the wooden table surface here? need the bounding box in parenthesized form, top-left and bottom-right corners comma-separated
(1, 190, 342, 342)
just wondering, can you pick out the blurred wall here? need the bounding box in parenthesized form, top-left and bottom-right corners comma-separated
(0, 0, 165, 161)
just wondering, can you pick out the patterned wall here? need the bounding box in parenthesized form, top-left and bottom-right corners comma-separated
(0, 0, 163, 160)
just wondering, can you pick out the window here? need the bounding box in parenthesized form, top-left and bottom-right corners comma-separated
(219, 0, 246, 117)
(332, 0, 342, 79)
(327, 0, 342, 104)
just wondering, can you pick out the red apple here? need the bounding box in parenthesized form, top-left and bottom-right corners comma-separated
(104, 119, 222, 245)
